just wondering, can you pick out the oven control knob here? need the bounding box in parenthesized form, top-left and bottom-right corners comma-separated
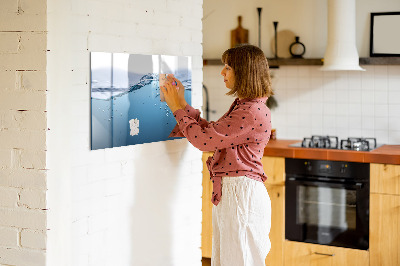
(304, 161, 312, 171)
(340, 164, 347, 174)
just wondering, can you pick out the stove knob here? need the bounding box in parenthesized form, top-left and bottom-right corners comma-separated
(340, 164, 347, 174)
(305, 162, 312, 171)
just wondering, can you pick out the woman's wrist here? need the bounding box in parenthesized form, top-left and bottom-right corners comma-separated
(170, 103, 185, 114)
(179, 100, 188, 109)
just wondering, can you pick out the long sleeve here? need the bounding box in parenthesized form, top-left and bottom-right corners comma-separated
(172, 105, 257, 152)
(169, 104, 210, 137)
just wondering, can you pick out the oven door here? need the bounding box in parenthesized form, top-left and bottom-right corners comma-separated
(285, 177, 369, 250)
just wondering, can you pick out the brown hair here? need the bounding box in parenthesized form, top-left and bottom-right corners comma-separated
(221, 44, 273, 99)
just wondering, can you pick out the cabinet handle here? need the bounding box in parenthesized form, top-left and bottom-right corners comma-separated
(314, 252, 335, 257)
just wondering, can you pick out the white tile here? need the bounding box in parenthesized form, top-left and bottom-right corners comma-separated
(361, 75, 374, 91)
(336, 115, 348, 128)
(322, 70, 335, 78)
(388, 65, 400, 76)
(361, 129, 375, 138)
(297, 101, 312, 114)
(311, 127, 324, 136)
(336, 103, 349, 116)
(286, 77, 299, 89)
(298, 77, 311, 89)
(374, 78, 388, 91)
(336, 128, 349, 140)
(311, 102, 324, 113)
(374, 90, 388, 104)
(349, 128, 362, 137)
(323, 115, 336, 129)
(348, 103, 362, 116)
(323, 103, 336, 115)
(298, 67, 311, 78)
(388, 131, 400, 144)
(348, 71, 362, 90)
(323, 87, 336, 103)
(374, 117, 389, 130)
(374, 130, 389, 144)
(388, 104, 400, 117)
(310, 67, 324, 77)
(388, 117, 400, 131)
(388, 91, 400, 104)
(348, 90, 362, 103)
(336, 90, 349, 103)
(335, 72, 349, 90)
(311, 114, 324, 129)
(362, 116, 375, 130)
(361, 90, 374, 104)
(375, 104, 389, 117)
(348, 116, 362, 129)
(388, 75, 400, 91)
(361, 104, 375, 116)
(285, 66, 298, 77)
(310, 77, 324, 89)
(374, 65, 388, 77)
(311, 88, 323, 101)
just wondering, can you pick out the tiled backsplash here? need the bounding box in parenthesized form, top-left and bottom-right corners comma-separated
(203, 65, 400, 144)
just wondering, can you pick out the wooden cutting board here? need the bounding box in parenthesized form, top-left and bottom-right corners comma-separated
(231, 16, 249, 48)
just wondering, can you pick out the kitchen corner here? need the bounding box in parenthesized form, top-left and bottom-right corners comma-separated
(202, 139, 400, 265)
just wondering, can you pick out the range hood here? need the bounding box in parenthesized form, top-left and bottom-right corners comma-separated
(320, 0, 365, 71)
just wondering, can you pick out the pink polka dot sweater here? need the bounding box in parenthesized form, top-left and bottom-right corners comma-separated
(169, 97, 271, 206)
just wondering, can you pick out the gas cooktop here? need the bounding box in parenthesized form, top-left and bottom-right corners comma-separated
(289, 135, 382, 151)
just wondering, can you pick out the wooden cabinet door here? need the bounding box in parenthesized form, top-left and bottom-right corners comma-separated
(370, 193, 400, 266)
(262, 156, 285, 186)
(284, 241, 369, 266)
(264, 184, 284, 266)
(370, 163, 400, 195)
(201, 152, 213, 258)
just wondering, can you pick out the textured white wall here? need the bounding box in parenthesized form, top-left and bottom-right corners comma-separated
(46, 0, 203, 266)
(0, 0, 48, 265)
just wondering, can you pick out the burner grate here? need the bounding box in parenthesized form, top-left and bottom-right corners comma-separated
(340, 137, 377, 151)
(301, 135, 339, 149)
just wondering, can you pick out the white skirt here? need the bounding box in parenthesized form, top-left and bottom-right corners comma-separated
(212, 176, 271, 266)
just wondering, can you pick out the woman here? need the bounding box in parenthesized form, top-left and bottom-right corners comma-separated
(161, 44, 273, 266)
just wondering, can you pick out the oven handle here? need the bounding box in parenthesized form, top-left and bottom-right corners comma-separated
(314, 252, 335, 257)
(286, 177, 364, 189)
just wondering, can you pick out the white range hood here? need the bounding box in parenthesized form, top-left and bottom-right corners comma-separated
(320, 0, 365, 71)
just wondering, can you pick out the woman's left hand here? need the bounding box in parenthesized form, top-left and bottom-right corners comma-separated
(160, 77, 185, 113)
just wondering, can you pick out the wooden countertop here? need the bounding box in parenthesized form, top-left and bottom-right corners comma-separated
(263, 139, 400, 165)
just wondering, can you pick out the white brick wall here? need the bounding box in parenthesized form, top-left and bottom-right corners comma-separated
(47, 1, 203, 266)
(0, 0, 48, 265)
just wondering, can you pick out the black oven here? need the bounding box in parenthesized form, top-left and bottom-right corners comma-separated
(285, 158, 369, 250)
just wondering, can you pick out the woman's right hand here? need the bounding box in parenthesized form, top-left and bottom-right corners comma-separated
(167, 75, 187, 108)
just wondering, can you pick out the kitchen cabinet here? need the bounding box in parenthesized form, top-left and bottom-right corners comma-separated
(201, 154, 286, 266)
(370, 163, 400, 195)
(284, 241, 369, 266)
(261, 156, 285, 266)
(201, 152, 213, 258)
(370, 163, 400, 266)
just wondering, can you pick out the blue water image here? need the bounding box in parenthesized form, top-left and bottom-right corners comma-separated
(90, 53, 192, 150)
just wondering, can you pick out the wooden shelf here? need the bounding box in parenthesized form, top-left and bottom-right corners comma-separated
(203, 58, 323, 67)
(359, 57, 400, 65)
(203, 57, 400, 67)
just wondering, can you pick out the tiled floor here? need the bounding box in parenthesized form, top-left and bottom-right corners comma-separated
(202, 257, 211, 266)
